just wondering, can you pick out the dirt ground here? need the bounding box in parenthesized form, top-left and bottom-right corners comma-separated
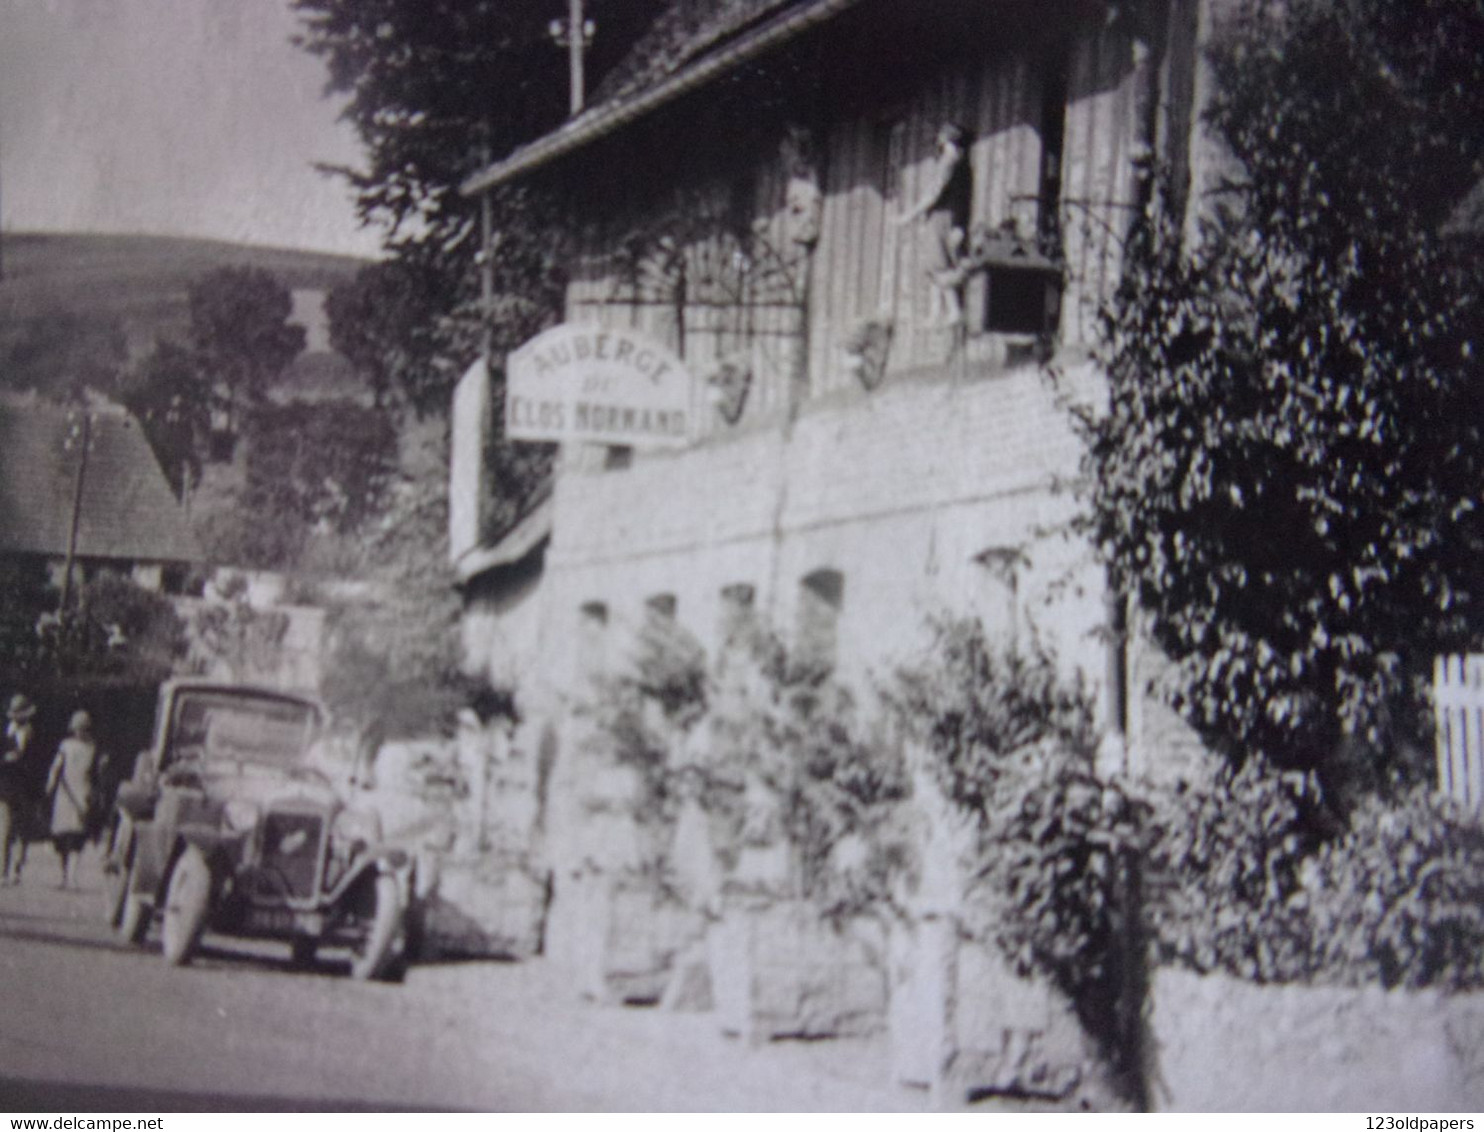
(0, 845, 931, 1112)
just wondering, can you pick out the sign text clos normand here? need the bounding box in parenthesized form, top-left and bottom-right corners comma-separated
(505, 324, 692, 447)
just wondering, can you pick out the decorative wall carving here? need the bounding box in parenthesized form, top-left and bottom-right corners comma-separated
(842, 317, 894, 391)
(706, 354, 754, 425)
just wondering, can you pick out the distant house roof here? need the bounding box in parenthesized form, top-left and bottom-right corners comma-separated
(589, 0, 800, 106)
(461, 0, 863, 196)
(1444, 177, 1484, 238)
(0, 393, 199, 564)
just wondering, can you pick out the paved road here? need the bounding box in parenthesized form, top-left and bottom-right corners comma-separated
(0, 848, 928, 1112)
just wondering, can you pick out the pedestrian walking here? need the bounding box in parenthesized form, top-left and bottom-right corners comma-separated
(46, 710, 97, 889)
(0, 693, 39, 884)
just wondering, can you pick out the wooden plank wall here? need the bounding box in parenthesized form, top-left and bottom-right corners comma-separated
(1058, 17, 1143, 349)
(565, 152, 804, 441)
(807, 18, 1142, 394)
(565, 14, 1147, 423)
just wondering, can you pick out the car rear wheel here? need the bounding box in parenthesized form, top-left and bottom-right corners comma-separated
(161, 846, 210, 966)
(349, 873, 403, 982)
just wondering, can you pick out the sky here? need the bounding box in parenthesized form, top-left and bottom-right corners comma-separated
(0, 0, 383, 258)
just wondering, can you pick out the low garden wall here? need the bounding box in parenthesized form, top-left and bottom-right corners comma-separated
(1149, 968, 1484, 1111)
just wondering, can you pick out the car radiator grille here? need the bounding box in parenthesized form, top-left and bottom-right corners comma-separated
(259, 811, 325, 899)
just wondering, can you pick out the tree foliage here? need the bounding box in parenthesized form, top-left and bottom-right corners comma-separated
(0, 566, 188, 690)
(1081, 0, 1484, 783)
(0, 311, 128, 400)
(289, 0, 652, 503)
(291, 0, 653, 242)
(118, 338, 211, 499)
(188, 266, 307, 435)
(318, 419, 486, 738)
(244, 401, 398, 535)
(324, 258, 447, 409)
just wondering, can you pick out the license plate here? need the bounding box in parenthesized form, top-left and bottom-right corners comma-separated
(246, 907, 302, 934)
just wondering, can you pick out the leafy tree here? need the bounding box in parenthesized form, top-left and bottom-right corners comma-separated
(324, 258, 449, 410)
(187, 267, 306, 438)
(320, 418, 486, 738)
(73, 573, 191, 685)
(243, 401, 398, 535)
(192, 399, 399, 572)
(1, 567, 188, 689)
(119, 338, 211, 499)
(291, 0, 653, 245)
(0, 311, 128, 400)
(1080, 0, 1484, 787)
(290, 0, 653, 494)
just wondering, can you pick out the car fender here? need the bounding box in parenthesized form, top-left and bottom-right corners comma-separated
(130, 821, 168, 898)
(114, 782, 156, 823)
(132, 826, 239, 898)
(325, 849, 413, 907)
(175, 827, 246, 875)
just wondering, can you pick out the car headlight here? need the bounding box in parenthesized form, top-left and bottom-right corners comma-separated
(222, 799, 260, 833)
(333, 807, 382, 846)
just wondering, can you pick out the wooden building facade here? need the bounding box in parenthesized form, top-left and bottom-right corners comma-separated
(452, 0, 1217, 1068)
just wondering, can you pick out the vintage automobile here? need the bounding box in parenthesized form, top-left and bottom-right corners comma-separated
(103, 679, 414, 981)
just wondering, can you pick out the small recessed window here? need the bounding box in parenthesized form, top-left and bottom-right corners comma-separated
(797, 569, 844, 675)
(645, 593, 677, 620)
(719, 583, 757, 646)
(578, 601, 610, 681)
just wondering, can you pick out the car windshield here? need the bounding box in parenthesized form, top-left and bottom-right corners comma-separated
(167, 691, 319, 770)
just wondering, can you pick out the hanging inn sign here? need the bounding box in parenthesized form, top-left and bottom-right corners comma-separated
(505, 324, 692, 448)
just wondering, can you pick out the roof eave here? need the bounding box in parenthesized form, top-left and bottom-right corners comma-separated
(454, 492, 554, 584)
(460, 0, 866, 197)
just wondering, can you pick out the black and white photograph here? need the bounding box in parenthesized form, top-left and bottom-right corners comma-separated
(0, 0, 1481, 1114)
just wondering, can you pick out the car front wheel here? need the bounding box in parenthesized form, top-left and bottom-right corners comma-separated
(108, 840, 149, 946)
(161, 846, 210, 966)
(348, 873, 403, 982)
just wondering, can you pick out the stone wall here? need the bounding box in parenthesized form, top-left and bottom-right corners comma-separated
(544, 359, 1112, 707)
(176, 594, 326, 693)
(1149, 968, 1484, 1111)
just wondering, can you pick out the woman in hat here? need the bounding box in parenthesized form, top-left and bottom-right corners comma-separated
(1, 693, 39, 884)
(46, 710, 96, 889)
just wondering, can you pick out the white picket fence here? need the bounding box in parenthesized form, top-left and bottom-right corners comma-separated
(1434, 655, 1484, 810)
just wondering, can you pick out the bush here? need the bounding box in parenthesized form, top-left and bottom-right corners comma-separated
(581, 613, 710, 831)
(712, 636, 910, 916)
(1142, 759, 1324, 982)
(974, 741, 1143, 1070)
(890, 618, 1138, 1079)
(1143, 762, 1484, 992)
(584, 618, 912, 917)
(890, 616, 1096, 819)
(10, 572, 188, 687)
(1304, 789, 1484, 991)
(1078, 0, 1484, 780)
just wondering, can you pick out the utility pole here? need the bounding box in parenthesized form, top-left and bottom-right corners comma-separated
(1, 116, 6, 282)
(548, 0, 595, 117)
(59, 409, 93, 614)
(479, 140, 493, 359)
(568, 0, 585, 116)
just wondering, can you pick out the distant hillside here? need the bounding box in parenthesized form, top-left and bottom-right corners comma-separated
(0, 231, 372, 358)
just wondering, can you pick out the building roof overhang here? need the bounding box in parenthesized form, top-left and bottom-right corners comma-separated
(460, 0, 865, 198)
(453, 492, 553, 585)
